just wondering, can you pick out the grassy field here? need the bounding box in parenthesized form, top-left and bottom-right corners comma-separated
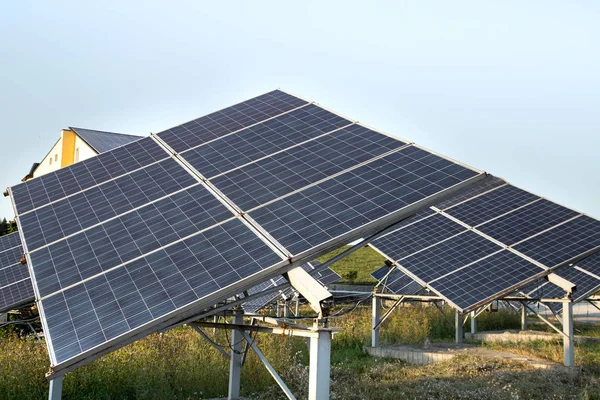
(1, 305, 599, 400)
(318, 245, 385, 284)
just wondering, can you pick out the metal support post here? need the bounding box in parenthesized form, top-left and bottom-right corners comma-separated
(228, 313, 243, 400)
(295, 297, 300, 316)
(48, 376, 63, 400)
(309, 330, 331, 400)
(283, 301, 289, 318)
(372, 296, 380, 347)
(563, 301, 574, 367)
(470, 310, 476, 334)
(455, 310, 463, 345)
(521, 304, 527, 330)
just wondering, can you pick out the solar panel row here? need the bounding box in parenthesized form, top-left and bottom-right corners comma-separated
(10, 89, 484, 370)
(370, 179, 600, 312)
(0, 233, 34, 311)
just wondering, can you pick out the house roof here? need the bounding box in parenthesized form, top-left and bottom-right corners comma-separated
(70, 127, 142, 153)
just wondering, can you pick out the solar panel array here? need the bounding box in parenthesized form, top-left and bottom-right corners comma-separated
(10, 89, 483, 371)
(243, 260, 341, 314)
(370, 181, 600, 312)
(0, 232, 34, 312)
(523, 251, 600, 303)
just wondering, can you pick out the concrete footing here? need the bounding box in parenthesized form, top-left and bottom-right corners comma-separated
(465, 329, 600, 344)
(364, 342, 572, 371)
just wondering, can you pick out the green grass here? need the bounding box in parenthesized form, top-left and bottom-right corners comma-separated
(319, 246, 385, 284)
(2, 305, 598, 399)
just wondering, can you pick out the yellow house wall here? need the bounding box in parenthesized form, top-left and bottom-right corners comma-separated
(61, 130, 76, 167)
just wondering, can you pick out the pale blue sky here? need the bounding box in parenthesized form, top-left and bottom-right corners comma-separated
(1, 1, 599, 220)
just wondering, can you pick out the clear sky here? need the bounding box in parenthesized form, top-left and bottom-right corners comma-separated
(1, 1, 598, 221)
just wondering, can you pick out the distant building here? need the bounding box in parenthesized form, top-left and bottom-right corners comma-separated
(22, 127, 140, 181)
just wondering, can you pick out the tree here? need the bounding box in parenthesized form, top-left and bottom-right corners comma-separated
(0, 218, 8, 236)
(0, 218, 17, 236)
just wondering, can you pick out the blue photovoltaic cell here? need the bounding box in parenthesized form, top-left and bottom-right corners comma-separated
(371, 265, 391, 281)
(370, 213, 467, 262)
(157, 90, 308, 153)
(477, 199, 579, 246)
(11, 137, 169, 214)
(19, 158, 199, 251)
(0, 263, 30, 291)
(30, 184, 234, 298)
(70, 128, 141, 154)
(41, 218, 284, 364)
(429, 250, 542, 310)
(397, 231, 502, 283)
(444, 184, 539, 227)
(385, 268, 423, 294)
(315, 268, 341, 286)
(575, 251, 600, 278)
(0, 279, 34, 312)
(513, 215, 600, 268)
(0, 246, 22, 268)
(212, 124, 405, 210)
(435, 175, 506, 210)
(0, 232, 21, 252)
(181, 104, 352, 179)
(557, 267, 600, 301)
(250, 147, 480, 255)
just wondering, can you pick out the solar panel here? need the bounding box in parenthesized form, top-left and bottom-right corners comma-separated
(384, 268, 424, 295)
(557, 267, 600, 302)
(250, 146, 480, 255)
(42, 219, 285, 364)
(574, 251, 600, 278)
(30, 184, 234, 298)
(428, 250, 543, 310)
(0, 233, 34, 311)
(314, 267, 341, 286)
(18, 158, 199, 251)
(371, 265, 391, 282)
(384, 231, 502, 283)
(434, 175, 506, 211)
(444, 184, 539, 227)
(512, 216, 600, 268)
(476, 199, 580, 245)
(0, 246, 22, 268)
(180, 104, 352, 179)
(210, 124, 406, 210)
(11, 137, 169, 215)
(157, 90, 309, 153)
(370, 213, 467, 262)
(0, 231, 22, 252)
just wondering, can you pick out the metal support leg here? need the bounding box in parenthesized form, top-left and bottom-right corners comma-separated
(283, 301, 289, 318)
(521, 304, 527, 330)
(295, 298, 300, 316)
(470, 310, 476, 334)
(455, 310, 463, 345)
(48, 376, 63, 400)
(309, 330, 331, 400)
(563, 301, 574, 367)
(372, 296, 380, 347)
(228, 313, 243, 400)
